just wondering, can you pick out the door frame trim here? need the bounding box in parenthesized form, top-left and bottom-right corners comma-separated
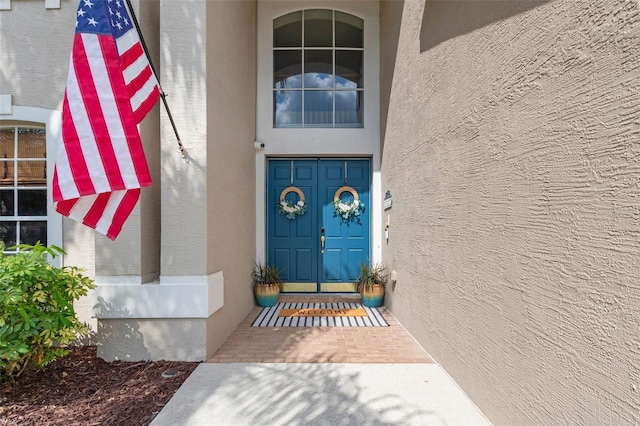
(255, 1, 381, 273)
(281, 282, 358, 293)
(256, 153, 382, 282)
(265, 157, 375, 293)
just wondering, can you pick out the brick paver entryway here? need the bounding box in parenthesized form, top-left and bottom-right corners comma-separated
(208, 295, 433, 363)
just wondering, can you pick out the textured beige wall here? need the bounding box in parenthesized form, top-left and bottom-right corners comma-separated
(205, 0, 257, 356)
(0, 1, 157, 281)
(95, 0, 161, 281)
(0, 2, 72, 109)
(96, 318, 206, 361)
(381, 0, 640, 424)
(159, 0, 209, 276)
(137, 0, 162, 282)
(65, 221, 98, 337)
(0, 2, 97, 328)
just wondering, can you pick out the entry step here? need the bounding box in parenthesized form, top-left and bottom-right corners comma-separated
(279, 293, 362, 304)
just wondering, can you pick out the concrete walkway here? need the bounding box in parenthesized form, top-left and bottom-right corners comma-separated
(150, 295, 491, 426)
(151, 363, 490, 426)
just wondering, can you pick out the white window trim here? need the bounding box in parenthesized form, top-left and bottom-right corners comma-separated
(256, 1, 382, 266)
(258, 2, 380, 141)
(0, 105, 63, 265)
(0, 0, 60, 11)
(273, 9, 365, 129)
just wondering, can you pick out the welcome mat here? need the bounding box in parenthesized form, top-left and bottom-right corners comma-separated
(252, 302, 389, 327)
(279, 307, 367, 318)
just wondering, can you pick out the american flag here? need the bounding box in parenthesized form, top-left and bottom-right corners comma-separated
(53, 0, 160, 240)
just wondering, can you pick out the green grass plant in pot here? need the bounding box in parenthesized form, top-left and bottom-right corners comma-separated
(252, 262, 283, 307)
(356, 262, 388, 308)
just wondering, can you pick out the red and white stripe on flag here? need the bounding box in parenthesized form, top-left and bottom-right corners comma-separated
(53, 0, 159, 240)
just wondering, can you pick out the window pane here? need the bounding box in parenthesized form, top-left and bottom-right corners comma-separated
(335, 91, 363, 128)
(20, 221, 47, 246)
(304, 50, 333, 88)
(0, 221, 16, 247)
(1, 189, 14, 216)
(0, 160, 14, 186)
(17, 128, 46, 158)
(335, 50, 363, 88)
(304, 91, 333, 128)
(17, 160, 46, 186)
(272, 10, 366, 130)
(274, 50, 302, 89)
(18, 189, 47, 216)
(274, 90, 302, 128)
(274, 11, 302, 47)
(0, 128, 15, 158)
(304, 9, 332, 47)
(335, 12, 363, 48)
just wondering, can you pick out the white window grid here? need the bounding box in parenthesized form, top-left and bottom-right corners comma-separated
(0, 125, 48, 253)
(273, 9, 364, 128)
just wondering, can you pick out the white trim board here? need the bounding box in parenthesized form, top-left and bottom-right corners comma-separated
(93, 272, 224, 319)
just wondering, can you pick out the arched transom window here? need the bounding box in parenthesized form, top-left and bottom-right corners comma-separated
(273, 9, 364, 128)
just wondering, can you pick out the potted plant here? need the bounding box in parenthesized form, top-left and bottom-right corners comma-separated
(356, 262, 388, 308)
(251, 262, 283, 307)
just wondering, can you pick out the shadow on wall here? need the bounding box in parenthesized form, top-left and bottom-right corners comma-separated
(420, 0, 551, 52)
(93, 296, 150, 361)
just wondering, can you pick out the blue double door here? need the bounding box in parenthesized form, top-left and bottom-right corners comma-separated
(267, 159, 371, 293)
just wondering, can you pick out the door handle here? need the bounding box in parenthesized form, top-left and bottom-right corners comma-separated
(320, 235, 325, 254)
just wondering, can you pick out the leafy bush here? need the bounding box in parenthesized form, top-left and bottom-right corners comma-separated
(0, 243, 95, 381)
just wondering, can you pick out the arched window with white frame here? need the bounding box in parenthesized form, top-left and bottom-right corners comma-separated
(273, 9, 364, 128)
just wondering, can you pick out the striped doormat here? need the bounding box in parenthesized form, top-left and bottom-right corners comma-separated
(252, 302, 389, 327)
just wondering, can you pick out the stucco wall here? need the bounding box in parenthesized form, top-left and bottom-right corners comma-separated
(380, 0, 640, 424)
(94, 0, 161, 283)
(160, 0, 209, 276)
(205, 0, 257, 355)
(0, 2, 96, 329)
(0, 2, 72, 110)
(96, 318, 206, 362)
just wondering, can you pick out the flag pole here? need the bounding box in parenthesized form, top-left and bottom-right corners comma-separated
(124, 0, 186, 158)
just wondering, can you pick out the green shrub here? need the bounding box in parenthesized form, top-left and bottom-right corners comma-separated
(0, 243, 95, 381)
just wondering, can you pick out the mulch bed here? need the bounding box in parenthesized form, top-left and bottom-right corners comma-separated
(0, 346, 200, 425)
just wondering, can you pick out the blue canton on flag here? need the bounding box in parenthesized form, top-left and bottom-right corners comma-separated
(106, 0, 135, 39)
(75, 0, 110, 34)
